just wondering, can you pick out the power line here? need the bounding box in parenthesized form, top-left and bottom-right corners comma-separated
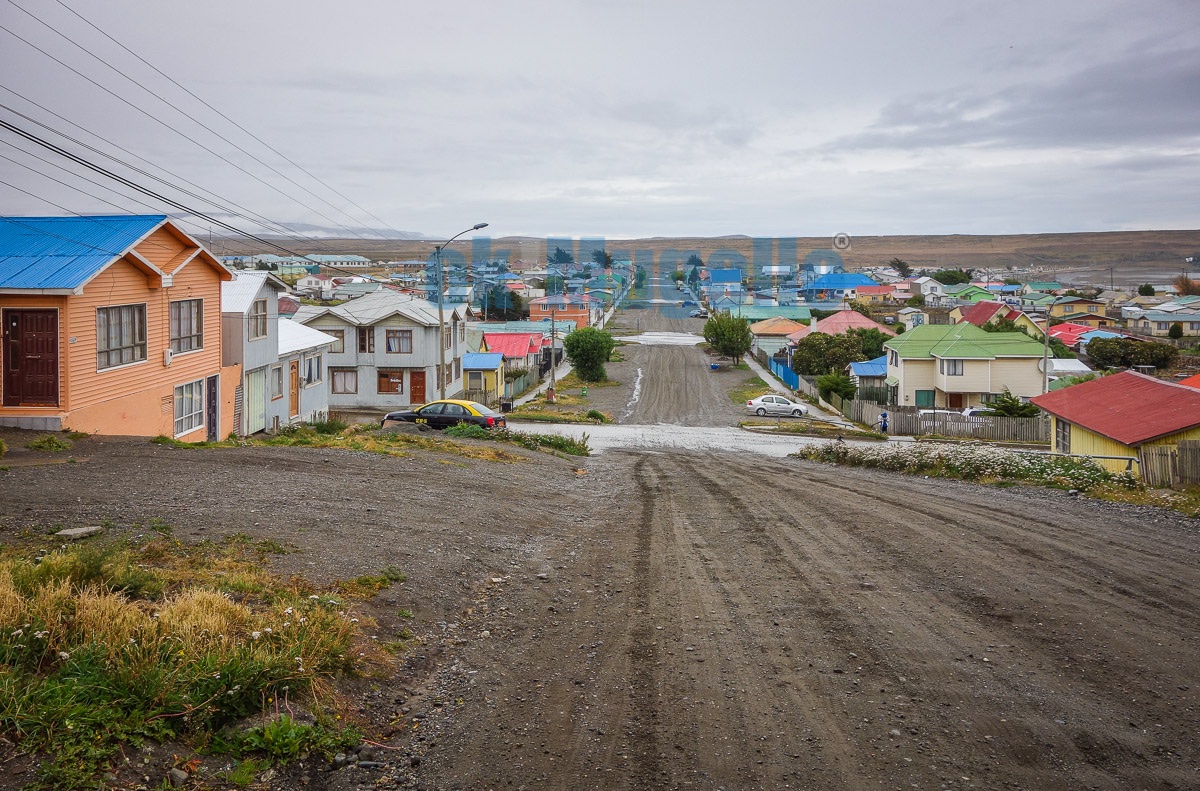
(49, 0, 407, 238)
(0, 17, 382, 242)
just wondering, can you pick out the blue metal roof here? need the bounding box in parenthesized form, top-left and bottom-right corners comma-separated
(803, 272, 879, 290)
(709, 268, 742, 284)
(0, 215, 165, 291)
(849, 354, 887, 378)
(463, 352, 504, 369)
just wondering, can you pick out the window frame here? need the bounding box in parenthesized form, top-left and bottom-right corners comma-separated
(358, 327, 375, 354)
(385, 329, 413, 354)
(945, 359, 964, 376)
(169, 298, 204, 353)
(249, 299, 268, 340)
(96, 303, 148, 370)
(331, 367, 358, 394)
(325, 328, 345, 354)
(1055, 418, 1071, 454)
(173, 379, 205, 436)
(270, 365, 284, 399)
(303, 354, 322, 386)
(377, 368, 405, 394)
(467, 370, 484, 390)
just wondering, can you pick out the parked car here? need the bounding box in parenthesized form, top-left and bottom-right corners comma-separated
(746, 394, 809, 417)
(688, 308, 709, 318)
(381, 399, 507, 430)
(681, 300, 697, 307)
(960, 406, 996, 418)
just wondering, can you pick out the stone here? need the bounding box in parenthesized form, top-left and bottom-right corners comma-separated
(168, 767, 189, 787)
(55, 526, 102, 540)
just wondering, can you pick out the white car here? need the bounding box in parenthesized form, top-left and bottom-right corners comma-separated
(746, 394, 809, 417)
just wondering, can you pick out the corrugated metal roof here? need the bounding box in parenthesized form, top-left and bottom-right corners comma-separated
(883, 323, 1044, 360)
(294, 290, 457, 327)
(812, 309, 894, 336)
(278, 318, 338, 355)
(850, 355, 888, 378)
(0, 215, 165, 290)
(221, 271, 285, 314)
(483, 332, 540, 357)
(463, 352, 504, 369)
(1031, 370, 1200, 445)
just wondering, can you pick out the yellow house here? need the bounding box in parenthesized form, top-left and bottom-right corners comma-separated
(462, 351, 505, 406)
(1031, 370, 1200, 475)
(1048, 297, 1107, 320)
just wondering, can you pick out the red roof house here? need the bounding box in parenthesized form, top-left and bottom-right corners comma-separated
(810, 309, 894, 336)
(1031, 371, 1200, 472)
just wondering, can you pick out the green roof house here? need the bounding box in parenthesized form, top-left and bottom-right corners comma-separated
(883, 323, 1046, 409)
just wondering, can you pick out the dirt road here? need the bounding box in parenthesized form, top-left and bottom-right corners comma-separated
(1, 287, 1197, 790)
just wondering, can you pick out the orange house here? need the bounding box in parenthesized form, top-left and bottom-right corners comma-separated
(527, 293, 598, 329)
(0, 215, 237, 438)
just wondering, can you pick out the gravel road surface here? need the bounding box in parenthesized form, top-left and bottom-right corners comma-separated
(0, 280, 1196, 790)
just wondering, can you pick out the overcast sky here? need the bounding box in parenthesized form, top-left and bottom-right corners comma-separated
(0, 0, 1197, 242)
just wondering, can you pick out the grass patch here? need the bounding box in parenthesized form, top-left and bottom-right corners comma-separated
(334, 567, 407, 598)
(729, 376, 772, 406)
(741, 420, 886, 441)
(25, 434, 71, 452)
(446, 423, 591, 455)
(0, 534, 395, 788)
(0, 438, 6, 459)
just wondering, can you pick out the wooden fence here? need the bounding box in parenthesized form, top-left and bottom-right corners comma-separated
(1138, 440, 1200, 488)
(826, 398, 1050, 442)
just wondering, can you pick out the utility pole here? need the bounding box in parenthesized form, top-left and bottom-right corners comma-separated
(547, 307, 558, 403)
(1042, 310, 1050, 394)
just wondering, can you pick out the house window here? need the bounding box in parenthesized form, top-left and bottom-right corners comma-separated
(378, 369, 404, 394)
(915, 390, 935, 407)
(96, 303, 147, 369)
(1157, 322, 1168, 331)
(358, 327, 375, 353)
(169, 299, 203, 352)
(303, 354, 322, 385)
(889, 350, 898, 366)
(270, 365, 283, 399)
(1055, 418, 1071, 454)
(459, 322, 466, 342)
(386, 329, 413, 354)
(249, 299, 268, 339)
(173, 379, 204, 435)
(331, 368, 358, 394)
(945, 359, 964, 376)
(443, 325, 452, 349)
(454, 358, 461, 381)
(325, 329, 345, 353)
(467, 371, 484, 390)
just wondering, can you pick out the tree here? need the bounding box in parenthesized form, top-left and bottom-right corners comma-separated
(687, 265, 700, 285)
(816, 372, 856, 401)
(592, 249, 614, 268)
(547, 246, 574, 265)
(634, 267, 647, 288)
(1086, 337, 1178, 370)
(905, 293, 926, 307)
(671, 269, 685, 283)
(984, 387, 1040, 417)
(1169, 322, 1184, 339)
(791, 333, 866, 376)
(685, 254, 704, 269)
(845, 299, 872, 318)
(544, 274, 565, 294)
(482, 285, 525, 321)
(931, 268, 972, 285)
(889, 257, 913, 278)
(1138, 283, 1156, 296)
(1174, 275, 1200, 296)
(562, 327, 616, 382)
(846, 327, 890, 358)
(702, 313, 753, 364)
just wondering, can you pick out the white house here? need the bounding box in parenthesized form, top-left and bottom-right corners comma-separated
(295, 290, 468, 412)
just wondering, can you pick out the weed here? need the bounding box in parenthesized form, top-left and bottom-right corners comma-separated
(396, 608, 414, 618)
(0, 439, 8, 458)
(585, 409, 609, 423)
(335, 567, 407, 598)
(66, 432, 90, 441)
(310, 419, 348, 435)
(25, 435, 71, 452)
(223, 756, 271, 786)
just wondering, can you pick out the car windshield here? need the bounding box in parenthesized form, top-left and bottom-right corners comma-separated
(468, 402, 498, 415)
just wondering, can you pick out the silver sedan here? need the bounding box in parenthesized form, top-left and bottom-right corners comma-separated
(745, 394, 809, 417)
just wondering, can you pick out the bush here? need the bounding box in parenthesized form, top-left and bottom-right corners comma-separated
(310, 419, 348, 435)
(0, 438, 6, 458)
(25, 434, 71, 452)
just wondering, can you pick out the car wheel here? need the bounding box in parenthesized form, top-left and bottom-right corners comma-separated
(755, 407, 767, 416)
(791, 409, 804, 417)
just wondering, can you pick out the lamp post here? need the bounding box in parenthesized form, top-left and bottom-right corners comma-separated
(436, 222, 488, 400)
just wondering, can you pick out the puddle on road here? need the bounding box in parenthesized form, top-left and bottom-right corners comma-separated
(519, 422, 828, 458)
(620, 331, 703, 346)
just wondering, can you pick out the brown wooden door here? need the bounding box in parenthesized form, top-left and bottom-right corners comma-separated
(3, 309, 59, 406)
(410, 370, 426, 404)
(289, 360, 300, 417)
(947, 392, 964, 409)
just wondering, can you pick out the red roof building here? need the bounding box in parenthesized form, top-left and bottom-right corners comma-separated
(810, 309, 894, 336)
(1031, 370, 1200, 450)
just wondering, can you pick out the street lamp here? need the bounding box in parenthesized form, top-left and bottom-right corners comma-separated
(435, 222, 488, 400)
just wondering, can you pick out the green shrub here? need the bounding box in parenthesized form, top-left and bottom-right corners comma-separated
(0, 438, 6, 458)
(310, 419, 348, 435)
(25, 434, 71, 452)
(585, 409, 609, 423)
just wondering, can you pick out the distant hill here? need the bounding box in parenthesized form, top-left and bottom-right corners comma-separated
(212, 229, 1200, 288)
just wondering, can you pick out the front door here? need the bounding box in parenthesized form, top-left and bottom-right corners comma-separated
(947, 393, 964, 409)
(410, 370, 426, 404)
(245, 368, 267, 434)
(289, 360, 300, 417)
(2, 309, 60, 407)
(205, 375, 219, 442)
